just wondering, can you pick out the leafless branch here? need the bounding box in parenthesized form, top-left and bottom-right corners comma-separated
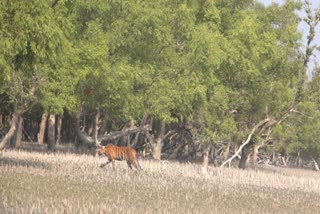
(220, 118, 270, 168)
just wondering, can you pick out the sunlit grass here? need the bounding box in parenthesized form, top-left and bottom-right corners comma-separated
(1, 150, 320, 213)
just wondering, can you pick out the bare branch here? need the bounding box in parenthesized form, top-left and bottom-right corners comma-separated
(220, 118, 270, 168)
(75, 111, 151, 147)
(99, 125, 152, 143)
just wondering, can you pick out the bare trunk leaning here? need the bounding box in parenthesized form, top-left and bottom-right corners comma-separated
(0, 112, 19, 150)
(47, 114, 56, 151)
(37, 112, 47, 144)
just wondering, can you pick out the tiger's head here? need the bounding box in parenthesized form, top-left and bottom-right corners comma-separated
(95, 145, 105, 156)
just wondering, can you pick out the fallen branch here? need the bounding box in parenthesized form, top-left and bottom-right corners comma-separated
(98, 125, 152, 143)
(76, 116, 151, 147)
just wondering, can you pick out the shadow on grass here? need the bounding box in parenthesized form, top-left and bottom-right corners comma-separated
(0, 156, 51, 170)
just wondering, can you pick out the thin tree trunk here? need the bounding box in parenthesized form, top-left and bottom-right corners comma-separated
(152, 138, 162, 160)
(282, 156, 288, 167)
(238, 144, 251, 169)
(131, 114, 148, 147)
(47, 114, 56, 151)
(168, 142, 186, 160)
(86, 118, 93, 136)
(152, 120, 165, 160)
(99, 112, 108, 135)
(251, 144, 259, 168)
(145, 131, 154, 157)
(91, 109, 100, 145)
(312, 158, 319, 171)
(210, 146, 219, 166)
(75, 112, 95, 145)
(37, 112, 47, 144)
(223, 143, 230, 161)
(202, 144, 210, 174)
(0, 112, 19, 150)
(14, 115, 24, 148)
(127, 117, 135, 146)
(56, 115, 62, 145)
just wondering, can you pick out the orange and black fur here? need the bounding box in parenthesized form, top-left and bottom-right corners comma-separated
(96, 144, 141, 170)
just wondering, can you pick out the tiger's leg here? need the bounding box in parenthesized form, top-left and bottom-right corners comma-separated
(126, 160, 133, 169)
(132, 160, 142, 170)
(100, 158, 111, 168)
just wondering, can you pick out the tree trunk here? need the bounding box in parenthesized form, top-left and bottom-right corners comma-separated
(239, 144, 252, 169)
(282, 156, 288, 167)
(250, 144, 259, 168)
(312, 158, 319, 171)
(75, 112, 95, 145)
(131, 114, 148, 147)
(0, 112, 19, 150)
(126, 117, 135, 146)
(98, 112, 108, 135)
(47, 114, 56, 151)
(202, 144, 210, 174)
(37, 112, 47, 144)
(14, 115, 24, 148)
(210, 146, 219, 166)
(181, 144, 190, 160)
(56, 115, 62, 145)
(152, 138, 162, 160)
(223, 143, 230, 161)
(92, 110, 100, 145)
(168, 142, 186, 160)
(152, 120, 165, 160)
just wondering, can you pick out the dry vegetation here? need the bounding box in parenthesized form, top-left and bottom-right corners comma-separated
(1, 150, 320, 214)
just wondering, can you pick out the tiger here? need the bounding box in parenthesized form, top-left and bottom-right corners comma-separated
(95, 144, 142, 170)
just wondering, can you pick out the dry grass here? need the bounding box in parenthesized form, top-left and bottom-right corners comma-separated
(1, 150, 320, 214)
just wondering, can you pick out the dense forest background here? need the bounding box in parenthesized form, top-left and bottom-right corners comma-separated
(0, 0, 319, 170)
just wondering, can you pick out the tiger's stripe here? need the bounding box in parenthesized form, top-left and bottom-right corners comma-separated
(96, 144, 142, 170)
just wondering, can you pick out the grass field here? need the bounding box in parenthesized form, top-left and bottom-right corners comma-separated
(1, 150, 320, 213)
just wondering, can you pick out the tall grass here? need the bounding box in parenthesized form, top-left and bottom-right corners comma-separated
(1, 150, 320, 213)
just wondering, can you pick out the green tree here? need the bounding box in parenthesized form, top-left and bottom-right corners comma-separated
(0, 0, 75, 149)
(273, 70, 320, 165)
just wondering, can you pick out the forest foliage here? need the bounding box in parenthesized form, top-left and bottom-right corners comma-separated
(0, 0, 319, 167)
